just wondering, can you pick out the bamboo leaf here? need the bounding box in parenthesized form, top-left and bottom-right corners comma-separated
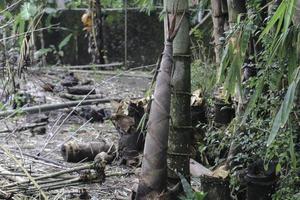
(281, 82, 296, 123)
(259, 1, 286, 41)
(58, 34, 73, 50)
(267, 68, 300, 146)
(283, 0, 296, 33)
(20, 2, 37, 20)
(268, 106, 283, 146)
(217, 43, 231, 83)
(178, 173, 194, 199)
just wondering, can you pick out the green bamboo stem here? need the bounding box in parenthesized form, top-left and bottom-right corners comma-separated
(211, 0, 226, 64)
(167, 0, 191, 181)
(227, 0, 246, 26)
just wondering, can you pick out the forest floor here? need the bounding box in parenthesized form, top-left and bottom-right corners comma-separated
(0, 68, 151, 199)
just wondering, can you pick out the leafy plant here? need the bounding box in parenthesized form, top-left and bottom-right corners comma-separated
(217, 19, 253, 101)
(267, 68, 300, 146)
(179, 173, 206, 200)
(34, 33, 73, 64)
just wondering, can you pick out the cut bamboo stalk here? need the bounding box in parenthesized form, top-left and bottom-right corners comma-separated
(67, 62, 123, 70)
(69, 70, 153, 79)
(59, 93, 103, 101)
(168, 0, 192, 182)
(0, 97, 131, 118)
(0, 122, 47, 133)
(3, 163, 92, 189)
(0, 166, 26, 183)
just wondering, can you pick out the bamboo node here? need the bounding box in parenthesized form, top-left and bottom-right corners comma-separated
(167, 151, 191, 156)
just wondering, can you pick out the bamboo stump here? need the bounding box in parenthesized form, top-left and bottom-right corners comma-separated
(61, 141, 115, 163)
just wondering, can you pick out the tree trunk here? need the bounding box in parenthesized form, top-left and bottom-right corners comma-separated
(89, 0, 105, 64)
(211, 0, 226, 64)
(167, 0, 191, 182)
(293, 0, 300, 25)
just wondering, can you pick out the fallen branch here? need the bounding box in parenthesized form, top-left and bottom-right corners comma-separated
(0, 166, 26, 183)
(0, 146, 48, 199)
(69, 70, 153, 79)
(0, 149, 68, 169)
(0, 189, 10, 199)
(0, 122, 47, 133)
(6, 171, 134, 194)
(0, 97, 128, 118)
(2, 163, 93, 189)
(6, 177, 82, 193)
(3, 161, 106, 194)
(59, 93, 103, 101)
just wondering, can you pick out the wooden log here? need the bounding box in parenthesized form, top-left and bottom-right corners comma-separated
(69, 70, 153, 79)
(67, 86, 96, 95)
(61, 141, 115, 163)
(0, 97, 129, 118)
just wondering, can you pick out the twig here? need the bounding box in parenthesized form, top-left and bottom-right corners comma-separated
(0, 24, 59, 42)
(7, 176, 77, 192)
(0, 146, 48, 199)
(7, 171, 133, 193)
(0, 0, 22, 14)
(0, 189, 10, 199)
(2, 163, 93, 189)
(0, 149, 67, 169)
(43, 118, 93, 158)
(0, 166, 26, 183)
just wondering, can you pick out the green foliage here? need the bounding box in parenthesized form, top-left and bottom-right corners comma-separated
(66, 0, 88, 8)
(217, 20, 253, 100)
(196, 0, 300, 199)
(191, 60, 215, 93)
(267, 68, 300, 146)
(58, 33, 72, 50)
(273, 170, 300, 200)
(20, 2, 38, 20)
(190, 16, 214, 62)
(135, 0, 156, 14)
(0, 102, 6, 111)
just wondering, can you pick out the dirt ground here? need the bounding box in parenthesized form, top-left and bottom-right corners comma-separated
(0, 69, 151, 199)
